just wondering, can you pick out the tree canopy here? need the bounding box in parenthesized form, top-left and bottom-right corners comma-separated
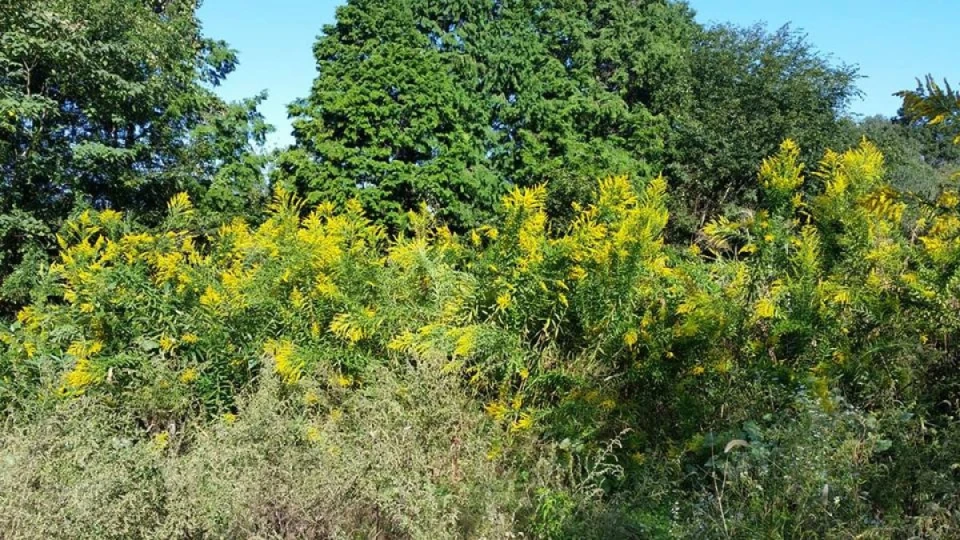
(0, 0, 270, 306)
(275, 0, 698, 230)
(663, 23, 860, 234)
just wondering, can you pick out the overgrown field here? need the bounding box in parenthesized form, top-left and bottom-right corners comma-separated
(2, 140, 960, 537)
(3, 0, 960, 537)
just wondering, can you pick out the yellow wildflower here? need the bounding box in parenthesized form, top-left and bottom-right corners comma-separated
(159, 335, 176, 353)
(453, 327, 476, 357)
(485, 401, 509, 421)
(199, 286, 222, 308)
(179, 368, 198, 384)
(65, 358, 96, 389)
(510, 413, 534, 433)
(152, 432, 170, 451)
(265, 339, 302, 383)
(329, 313, 365, 344)
(756, 297, 776, 319)
(937, 190, 959, 209)
(304, 425, 323, 443)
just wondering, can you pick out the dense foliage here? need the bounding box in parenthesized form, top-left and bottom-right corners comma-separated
(4, 137, 960, 536)
(664, 23, 860, 234)
(275, 1, 857, 233)
(2, 0, 959, 537)
(0, 0, 270, 308)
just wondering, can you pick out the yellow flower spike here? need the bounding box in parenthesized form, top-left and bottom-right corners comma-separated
(290, 288, 306, 309)
(179, 368, 198, 384)
(16, 306, 34, 325)
(454, 327, 476, 357)
(495, 292, 512, 311)
(510, 413, 534, 433)
(759, 139, 805, 194)
(222, 413, 237, 425)
(485, 401, 508, 421)
(832, 289, 852, 305)
(65, 358, 97, 389)
(568, 265, 587, 281)
(937, 190, 959, 209)
(265, 339, 302, 384)
(623, 330, 639, 347)
(181, 333, 199, 344)
(159, 335, 176, 353)
(199, 286, 222, 308)
(755, 297, 776, 319)
(329, 313, 365, 344)
(168, 192, 194, 214)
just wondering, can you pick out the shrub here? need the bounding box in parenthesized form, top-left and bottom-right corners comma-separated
(2, 139, 960, 536)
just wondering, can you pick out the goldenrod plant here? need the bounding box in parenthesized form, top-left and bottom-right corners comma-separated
(2, 139, 960, 536)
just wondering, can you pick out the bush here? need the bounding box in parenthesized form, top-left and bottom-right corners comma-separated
(2, 139, 960, 536)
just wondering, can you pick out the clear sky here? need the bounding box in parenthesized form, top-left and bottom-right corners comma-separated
(198, 0, 960, 149)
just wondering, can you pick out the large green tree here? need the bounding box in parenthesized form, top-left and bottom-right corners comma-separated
(275, 0, 697, 230)
(0, 0, 270, 306)
(663, 24, 860, 234)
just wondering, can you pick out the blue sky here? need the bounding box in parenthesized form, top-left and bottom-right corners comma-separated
(198, 0, 959, 149)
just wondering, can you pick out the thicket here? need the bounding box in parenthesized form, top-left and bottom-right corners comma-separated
(3, 137, 960, 537)
(3, 0, 960, 538)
